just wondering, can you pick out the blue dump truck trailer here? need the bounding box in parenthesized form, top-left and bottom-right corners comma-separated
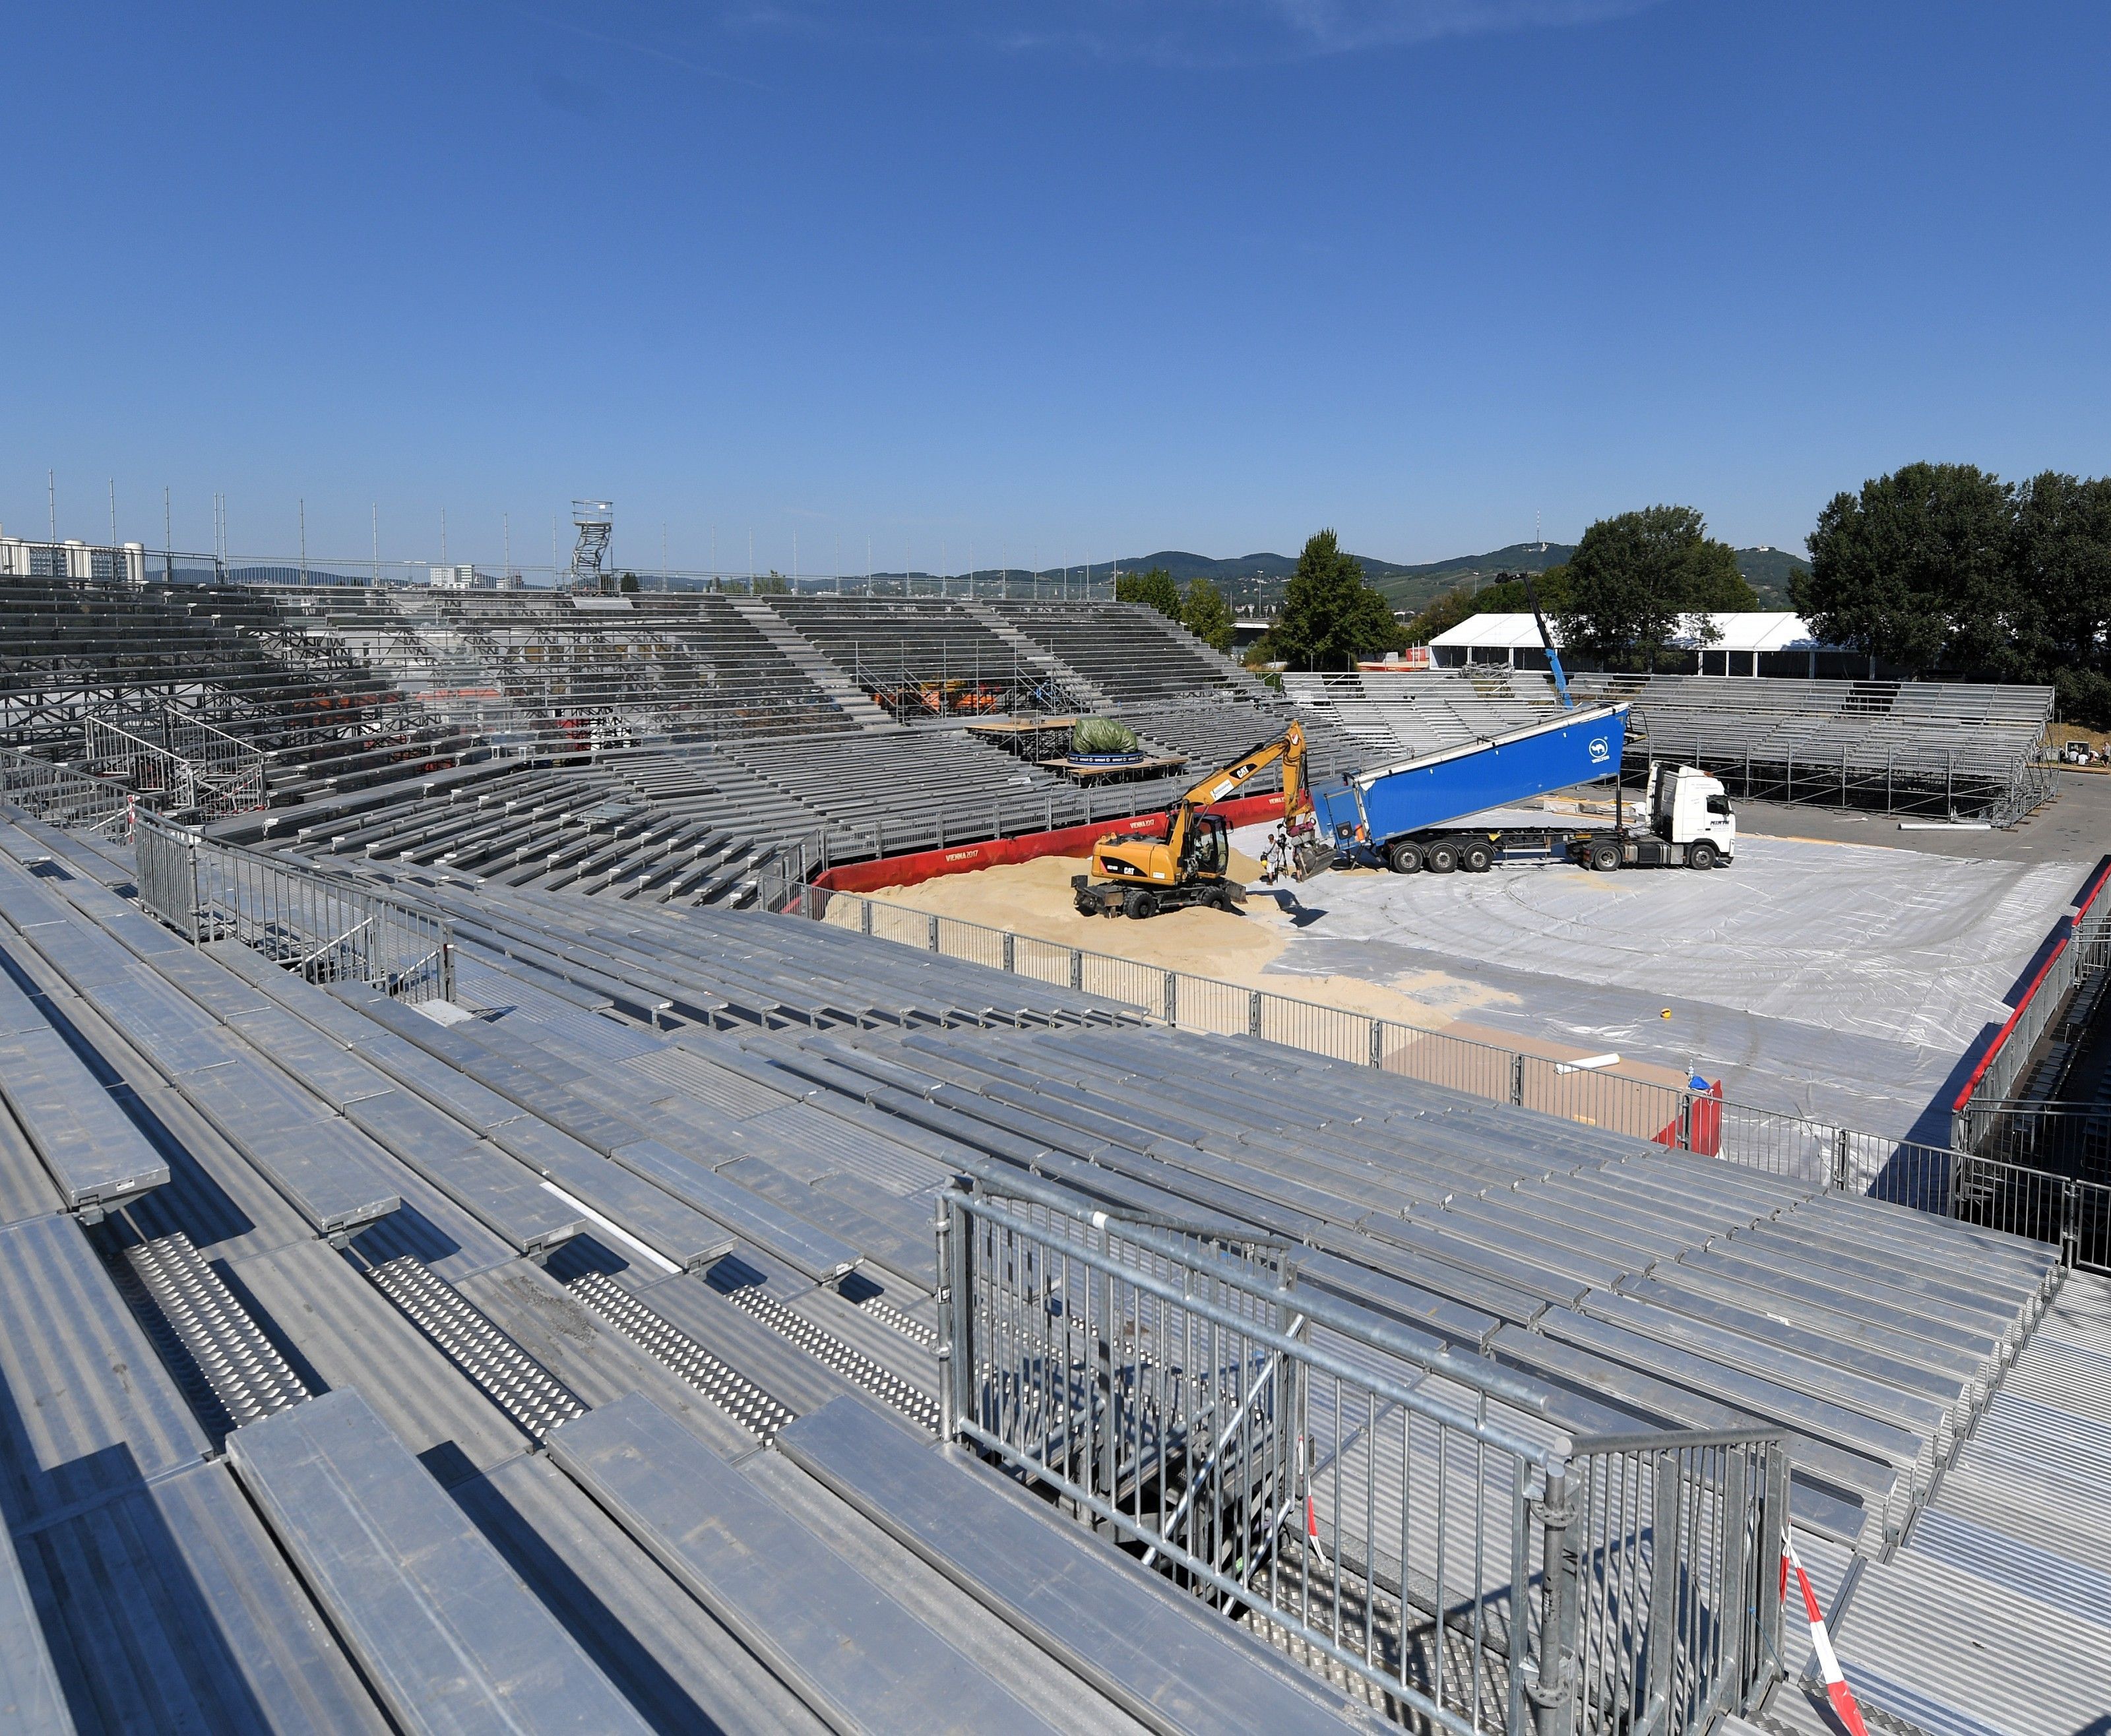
(1309, 702, 1740, 874)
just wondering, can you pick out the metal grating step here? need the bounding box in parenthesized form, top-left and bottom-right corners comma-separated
(566, 1271, 796, 1443)
(122, 1229, 308, 1429)
(854, 1292, 940, 1351)
(726, 1284, 939, 1433)
(367, 1255, 586, 1442)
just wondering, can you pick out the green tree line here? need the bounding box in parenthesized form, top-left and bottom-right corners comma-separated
(1796, 462, 2111, 722)
(1403, 506, 1756, 669)
(1116, 566, 1238, 654)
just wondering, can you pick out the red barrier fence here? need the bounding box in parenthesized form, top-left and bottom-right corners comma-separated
(811, 790, 1290, 895)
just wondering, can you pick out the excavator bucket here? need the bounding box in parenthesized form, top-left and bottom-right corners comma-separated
(1291, 841, 1335, 881)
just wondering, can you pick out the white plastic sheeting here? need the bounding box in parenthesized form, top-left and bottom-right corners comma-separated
(1236, 824, 2085, 1140)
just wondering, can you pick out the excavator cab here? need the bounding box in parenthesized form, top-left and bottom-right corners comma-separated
(1186, 814, 1231, 879)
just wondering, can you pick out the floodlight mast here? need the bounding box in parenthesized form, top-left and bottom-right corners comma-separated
(571, 500, 614, 592)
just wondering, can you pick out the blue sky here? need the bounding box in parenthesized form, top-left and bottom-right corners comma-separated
(5, 1, 2108, 573)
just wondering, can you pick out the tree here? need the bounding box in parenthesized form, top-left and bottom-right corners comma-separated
(1262, 529, 1405, 670)
(1796, 463, 2014, 675)
(753, 569, 792, 596)
(617, 571, 639, 594)
(1116, 567, 1182, 620)
(1558, 507, 1755, 670)
(2009, 472, 2111, 685)
(1181, 576, 1235, 652)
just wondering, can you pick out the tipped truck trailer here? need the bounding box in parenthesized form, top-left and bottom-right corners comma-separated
(1310, 706, 1738, 874)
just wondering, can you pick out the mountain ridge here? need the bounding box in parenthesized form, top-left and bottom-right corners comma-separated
(1110, 543, 1808, 611)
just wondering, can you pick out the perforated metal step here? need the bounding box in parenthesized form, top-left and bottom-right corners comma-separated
(855, 1291, 940, 1351)
(121, 1229, 308, 1429)
(566, 1270, 795, 1443)
(367, 1255, 586, 1442)
(726, 1284, 939, 1433)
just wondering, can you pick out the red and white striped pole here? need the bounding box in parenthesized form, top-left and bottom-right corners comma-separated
(1784, 1541, 1868, 1736)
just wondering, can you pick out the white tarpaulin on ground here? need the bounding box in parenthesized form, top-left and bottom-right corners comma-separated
(1236, 822, 2083, 1140)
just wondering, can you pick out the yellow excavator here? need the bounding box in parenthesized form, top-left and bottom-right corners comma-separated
(1071, 723, 1329, 918)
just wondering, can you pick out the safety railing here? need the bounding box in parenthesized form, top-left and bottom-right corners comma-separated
(938, 1172, 1785, 1736)
(84, 710, 267, 819)
(135, 811, 453, 1002)
(1953, 906, 2111, 1129)
(1956, 1099, 2111, 1186)
(792, 877, 2111, 1273)
(0, 747, 135, 836)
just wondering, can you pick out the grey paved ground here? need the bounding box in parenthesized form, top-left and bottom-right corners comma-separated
(1731, 768, 2111, 867)
(1237, 790, 2098, 1144)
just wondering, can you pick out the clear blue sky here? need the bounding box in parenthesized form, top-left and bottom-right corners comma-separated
(7, 1, 2108, 573)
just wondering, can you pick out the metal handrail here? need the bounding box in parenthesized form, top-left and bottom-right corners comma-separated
(940, 1177, 1784, 1736)
(134, 810, 453, 1003)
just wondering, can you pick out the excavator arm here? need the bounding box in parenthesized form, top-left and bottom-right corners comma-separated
(1165, 723, 1309, 861)
(1073, 723, 1319, 917)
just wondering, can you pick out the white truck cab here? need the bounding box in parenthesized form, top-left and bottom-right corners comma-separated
(1640, 762, 1736, 866)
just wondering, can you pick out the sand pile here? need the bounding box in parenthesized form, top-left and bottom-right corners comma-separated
(826, 850, 1695, 1090)
(825, 850, 1516, 1038)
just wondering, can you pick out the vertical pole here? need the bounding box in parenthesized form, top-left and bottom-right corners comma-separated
(1511, 1051, 1527, 1106)
(1163, 972, 1177, 1024)
(1368, 1019, 1383, 1070)
(1645, 1450, 1681, 1728)
(1530, 1466, 1577, 1736)
(935, 1196, 957, 1442)
(1249, 989, 1263, 1037)
(1095, 1255, 1118, 1508)
(1757, 1442, 1789, 1704)
(926, 913, 939, 952)
(1002, 931, 1015, 973)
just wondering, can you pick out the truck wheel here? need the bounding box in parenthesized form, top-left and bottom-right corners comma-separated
(1589, 841, 1620, 873)
(1123, 889, 1159, 919)
(1462, 842, 1495, 874)
(1426, 842, 1459, 875)
(1687, 841, 1718, 871)
(1389, 841, 1423, 874)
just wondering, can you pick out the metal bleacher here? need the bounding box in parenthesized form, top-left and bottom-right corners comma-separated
(3, 577, 2106, 1734)
(4, 796, 2099, 1732)
(1287, 667, 2058, 822)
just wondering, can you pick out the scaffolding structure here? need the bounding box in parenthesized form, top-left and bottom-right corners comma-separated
(569, 499, 614, 592)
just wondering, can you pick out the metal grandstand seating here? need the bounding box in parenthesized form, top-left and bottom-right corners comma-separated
(0, 941, 168, 1220)
(228, 1386, 654, 1736)
(988, 599, 1276, 704)
(1286, 667, 2057, 822)
(761, 595, 1085, 719)
(778, 1394, 1369, 1733)
(547, 1390, 1085, 1735)
(3, 590, 2107, 1736)
(1573, 672, 2057, 822)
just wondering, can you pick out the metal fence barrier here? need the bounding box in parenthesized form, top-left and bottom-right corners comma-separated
(135, 812, 453, 1002)
(1, 747, 136, 836)
(84, 710, 267, 819)
(939, 1172, 1786, 1736)
(794, 879, 2111, 1273)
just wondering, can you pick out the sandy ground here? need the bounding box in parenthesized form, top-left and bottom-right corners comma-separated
(829, 845, 1693, 1090)
(833, 811, 2091, 1140)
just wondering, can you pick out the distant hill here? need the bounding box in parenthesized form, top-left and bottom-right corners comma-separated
(1113, 542, 1809, 614)
(1734, 546, 1809, 609)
